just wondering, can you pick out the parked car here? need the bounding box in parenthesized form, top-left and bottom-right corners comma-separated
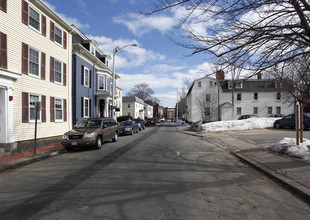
(145, 118, 156, 126)
(133, 118, 145, 130)
(273, 114, 310, 130)
(118, 120, 139, 135)
(269, 114, 286, 118)
(62, 118, 119, 151)
(238, 115, 259, 120)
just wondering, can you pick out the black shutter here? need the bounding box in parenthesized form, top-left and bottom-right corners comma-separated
(81, 97, 84, 117)
(89, 70, 92, 88)
(89, 99, 92, 118)
(81, 65, 84, 85)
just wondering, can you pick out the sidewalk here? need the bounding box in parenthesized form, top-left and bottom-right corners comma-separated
(0, 142, 65, 173)
(179, 126, 310, 202)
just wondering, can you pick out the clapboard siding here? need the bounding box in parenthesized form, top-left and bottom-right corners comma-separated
(1, 0, 72, 142)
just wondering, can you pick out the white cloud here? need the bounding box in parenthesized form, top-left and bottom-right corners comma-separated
(113, 13, 177, 37)
(87, 35, 165, 69)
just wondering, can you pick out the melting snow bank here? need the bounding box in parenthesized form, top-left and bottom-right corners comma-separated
(265, 138, 310, 163)
(201, 118, 278, 132)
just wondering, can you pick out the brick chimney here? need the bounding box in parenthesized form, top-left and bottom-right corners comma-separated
(216, 70, 224, 80)
(257, 73, 262, 79)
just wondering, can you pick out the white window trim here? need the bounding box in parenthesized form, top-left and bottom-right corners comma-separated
(29, 94, 41, 123)
(54, 59, 63, 85)
(84, 97, 90, 118)
(55, 98, 63, 122)
(98, 75, 105, 90)
(84, 67, 90, 87)
(28, 46, 41, 78)
(54, 25, 63, 47)
(28, 5, 41, 34)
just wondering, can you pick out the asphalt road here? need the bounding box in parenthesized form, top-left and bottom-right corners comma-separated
(0, 124, 309, 219)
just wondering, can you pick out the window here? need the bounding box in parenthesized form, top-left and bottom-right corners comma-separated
(198, 81, 201, 87)
(237, 93, 241, 101)
(0, 0, 7, 12)
(128, 104, 131, 108)
(254, 93, 258, 100)
(91, 46, 95, 55)
(276, 106, 281, 114)
(84, 98, 89, 118)
(54, 60, 62, 83)
(268, 107, 272, 114)
(107, 77, 111, 92)
(29, 6, 40, 32)
(84, 67, 90, 87)
(29, 94, 40, 121)
(277, 92, 281, 100)
(237, 107, 242, 115)
(29, 47, 40, 77)
(98, 75, 105, 90)
(206, 94, 210, 102)
(209, 81, 213, 87)
(54, 26, 62, 45)
(236, 82, 243, 89)
(253, 107, 258, 115)
(275, 82, 282, 88)
(55, 98, 63, 121)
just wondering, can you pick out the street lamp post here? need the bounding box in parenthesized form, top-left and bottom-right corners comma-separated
(111, 43, 137, 119)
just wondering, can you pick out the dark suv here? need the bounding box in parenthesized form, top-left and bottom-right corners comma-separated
(145, 118, 156, 126)
(62, 118, 119, 151)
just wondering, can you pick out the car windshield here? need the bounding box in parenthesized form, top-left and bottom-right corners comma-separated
(147, 118, 154, 121)
(76, 120, 102, 128)
(121, 121, 132, 126)
(133, 119, 141, 123)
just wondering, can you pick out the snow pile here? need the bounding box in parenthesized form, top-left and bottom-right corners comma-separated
(201, 118, 278, 132)
(265, 138, 310, 162)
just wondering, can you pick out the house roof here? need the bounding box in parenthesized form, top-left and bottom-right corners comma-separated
(219, 79, 287, 92)
(122, 96, 144, 104)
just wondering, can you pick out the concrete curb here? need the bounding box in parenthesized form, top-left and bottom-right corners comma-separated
(0, 150, 63, 173)
(233, 151, 310, 203)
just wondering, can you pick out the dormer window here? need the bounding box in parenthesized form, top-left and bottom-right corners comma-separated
(275, 82, 282, 88)
(91, 46, 95, 55)
(228, 81, 243, 89)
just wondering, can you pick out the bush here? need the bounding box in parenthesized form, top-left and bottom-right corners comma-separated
(117, 115, 133, 122)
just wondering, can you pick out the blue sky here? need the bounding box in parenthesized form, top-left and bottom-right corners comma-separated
(45, 0, 214, 107)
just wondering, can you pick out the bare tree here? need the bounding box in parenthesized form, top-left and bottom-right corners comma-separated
(127, 83, 154, 101)
(195, 91, 218, 122)
(145, 0, 310, 76)
(266, 57, 310, 104)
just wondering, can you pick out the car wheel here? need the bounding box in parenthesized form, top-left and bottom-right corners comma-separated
(274, 122, 281, 129)
(112, 132, 118, 142)
(136, 129, 139, 133)
(302, 123, 307, 130)
(95, 136, 102, 149)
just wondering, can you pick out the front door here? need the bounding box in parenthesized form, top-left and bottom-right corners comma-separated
(99, 99, 105, 118)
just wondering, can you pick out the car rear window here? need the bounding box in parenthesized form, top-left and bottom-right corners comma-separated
(77, 120, 102, 128)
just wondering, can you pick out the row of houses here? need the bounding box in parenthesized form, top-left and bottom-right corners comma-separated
(185, 70, 295, 123)
(0, 0, 155, 157)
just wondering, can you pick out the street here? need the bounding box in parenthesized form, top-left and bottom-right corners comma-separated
(0, 123, 309, 219)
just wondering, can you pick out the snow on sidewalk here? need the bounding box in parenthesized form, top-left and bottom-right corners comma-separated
(200, 118, 310, 163)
